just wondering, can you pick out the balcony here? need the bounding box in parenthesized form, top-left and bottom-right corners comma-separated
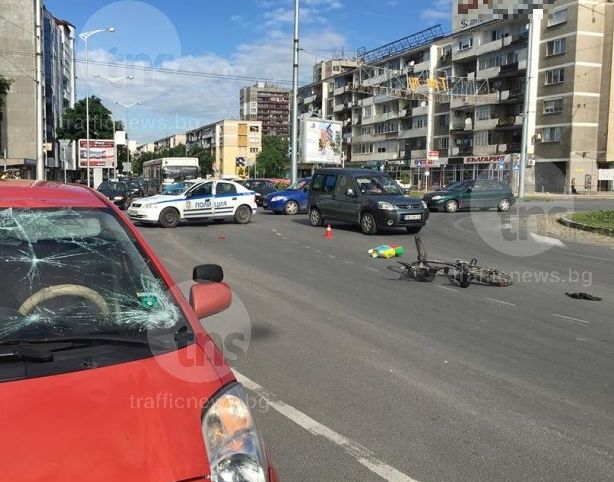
(453, 45, 477, 61)
(477, 35, 512, 56)
(410, 149, 427, 160)
(474, 91, 499, 106)
(374, 95, 397, 104)
(334, 85, 348, 96)
(450, 96, 473, 109)
(450, 119, 471, 131)
(334, 104, 345, 113)
(474, 118, 499, 130)
(477, 66, 501, 80)
(505, 143, 521, 153)
(399, 126, 427, 139)
(412, 59, 431, 73)
(411, 104, 428, 116)
(496, 115, 523, 128)
(473, 145, 501, 156)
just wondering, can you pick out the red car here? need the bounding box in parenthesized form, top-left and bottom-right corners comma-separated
(0, 180, 278, 482)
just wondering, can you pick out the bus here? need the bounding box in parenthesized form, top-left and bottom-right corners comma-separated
(142, 157, 200, 195)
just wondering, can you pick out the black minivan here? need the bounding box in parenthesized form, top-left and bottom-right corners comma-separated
(308, 168, 429, 235)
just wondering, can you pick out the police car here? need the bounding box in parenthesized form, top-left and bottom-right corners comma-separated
(127, 179, 257, 228)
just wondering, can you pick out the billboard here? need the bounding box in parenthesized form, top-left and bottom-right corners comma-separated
(79, 139, 116, 168)
(452, 0, 554, 31)
(300, 116, 343, 165)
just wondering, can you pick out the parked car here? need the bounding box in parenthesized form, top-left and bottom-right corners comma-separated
(128, 179, 257, 228)
(422, 179, 515, 213)
(96, 181, 133, 210)
(263, 177, 311, 215)
(237, 179, 277, 206)
(0, 179, 278, 481)
(308, 168, 429, 235)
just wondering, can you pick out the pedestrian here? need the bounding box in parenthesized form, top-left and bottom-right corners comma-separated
(571, 178, 577, 194)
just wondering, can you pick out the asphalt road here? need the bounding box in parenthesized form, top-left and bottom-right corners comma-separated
(138, 199, 614, 482)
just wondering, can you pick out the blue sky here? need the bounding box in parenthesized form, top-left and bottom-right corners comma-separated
(45, 0, 453, 143)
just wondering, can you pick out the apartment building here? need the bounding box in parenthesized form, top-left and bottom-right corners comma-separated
(299, 0, 613, 192)
(153, 133, 186, 153)
(240, 82, 290, 138)
(186, 120, 262, 177)
(0, 1, 76, 179)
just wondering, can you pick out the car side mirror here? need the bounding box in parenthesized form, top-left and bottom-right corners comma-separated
(193, 264, 224, 282)
(303, 186, 310, 192)
(189, 282, 232, 319)
(466, 188, 472, 193)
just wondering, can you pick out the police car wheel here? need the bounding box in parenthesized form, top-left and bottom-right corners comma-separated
(159, 207, 180, 228)
(234, 205, 252, 224)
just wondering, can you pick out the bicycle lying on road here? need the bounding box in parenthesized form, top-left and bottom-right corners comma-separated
(387, 237, 512, 288)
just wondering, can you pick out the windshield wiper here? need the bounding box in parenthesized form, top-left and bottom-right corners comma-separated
(0, 342, 75, 362)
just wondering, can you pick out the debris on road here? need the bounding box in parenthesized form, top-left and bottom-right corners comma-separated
(368, 244, 405, 259)
(565, 292, 602, 301)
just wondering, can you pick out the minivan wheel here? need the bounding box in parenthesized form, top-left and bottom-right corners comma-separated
(360, 212, 377, 235)
(498, 198, 511, 212)
(445, 200, 459, 213)
(159, 207, 180, 228)
(284, 200, 300, 215)
(234, 205, 252, 224)
(406, 226, 422, 234)
(309, 208, 323, 227)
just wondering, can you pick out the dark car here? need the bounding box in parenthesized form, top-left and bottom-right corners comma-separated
(127, 178, 145, 198)
(97, 181, 132, 210)
(422, 179, 515, 213)
(263, 177, 311, 215)
(308, 168, 428, 235)
(238, 179, 277, 206)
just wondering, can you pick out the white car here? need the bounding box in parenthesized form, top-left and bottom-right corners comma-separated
(127, 179, 257, 228)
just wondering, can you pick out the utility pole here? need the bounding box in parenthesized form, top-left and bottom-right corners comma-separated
(290, 0, 300, 184)
(35, 0, 44, 180)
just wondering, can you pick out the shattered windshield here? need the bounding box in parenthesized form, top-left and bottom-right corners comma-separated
(0, 208, 187, 343)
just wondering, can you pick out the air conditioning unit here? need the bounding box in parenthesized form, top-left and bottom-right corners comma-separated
(452, 147, 460, 155)
(527, 158, 536, 167)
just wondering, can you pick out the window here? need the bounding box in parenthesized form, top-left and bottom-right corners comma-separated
(360, 126, 371, 135)
(335, 175, 355, 196)
(216, 183, 237, 196)
(475, 106, 491, 121)
(411, 116, 427, 129)
(438, 114, 449, 127)
(543, 98, 563, 114)
(249, 126, 259, 132)
(377, 146, 386, 153)
(458, 37, 473, 51)
(474, 131, 489, 146)
(545, 68, 565, 85)
(250, 147, 259, 153)
(542, 127, 562, 143)
(546, 38, 566, 56)
(190, 182, 213, 197)
(311, 174, 325, 192)
(382, 104, 390, 114)
(435, 137, 449, 149)
(363, 106, 372, 117)
(548, 8, 568, 27)
(491, 29, 509, 42)
(323, 175, 338, 193)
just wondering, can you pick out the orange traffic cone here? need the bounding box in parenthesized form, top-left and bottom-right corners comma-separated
(324, 224, 333, 239)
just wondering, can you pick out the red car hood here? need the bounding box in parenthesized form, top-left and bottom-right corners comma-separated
(0, 344, 229, 482)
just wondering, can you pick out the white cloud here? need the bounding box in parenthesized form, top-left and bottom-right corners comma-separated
(421, 0, 452, 22)
(80, 29, 348, 143)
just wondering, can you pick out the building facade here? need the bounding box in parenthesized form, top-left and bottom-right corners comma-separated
(153, 133, 187, 153)
(186, 120, 262, 177)
(298, 0, 614, 192)
(0, 1, 76, 179)
(240, 82, 290, 138)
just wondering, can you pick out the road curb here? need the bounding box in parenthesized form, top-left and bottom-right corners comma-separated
(557, 214, 614, 237)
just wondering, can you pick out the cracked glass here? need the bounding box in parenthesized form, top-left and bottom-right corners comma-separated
(0, 207, 186, 342)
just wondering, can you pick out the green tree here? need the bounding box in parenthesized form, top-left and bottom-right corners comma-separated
(256, 135, 289, 178)
(0, 74, 14, 105)
(188, 145, 214, 176)
(57, 96, 115, 140)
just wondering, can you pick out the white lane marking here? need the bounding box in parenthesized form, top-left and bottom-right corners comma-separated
(435, 285, 458, 293)
(342, 260, 355, 265)
(365, 267, 379, 272)
(276, 232, 282, 237)
(235, 371, 420, 482)
(315, 249, 323, 254)
(328, 254, 336, 259)
(282, 237, 290, 240)
(304, 245, 312, 249)
(291, 240, 300, 244)
(530, 233, 566, 248)
(552, 314, 591, 325)
(485, 297, 516, 306)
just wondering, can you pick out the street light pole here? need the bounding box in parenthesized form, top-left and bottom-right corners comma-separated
(115, 101, 142, 176)
(79, 27, 115, 187)
(290, 0, 300, 184)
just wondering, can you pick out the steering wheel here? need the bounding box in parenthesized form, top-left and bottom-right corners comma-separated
(18, 284, 111, 317)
